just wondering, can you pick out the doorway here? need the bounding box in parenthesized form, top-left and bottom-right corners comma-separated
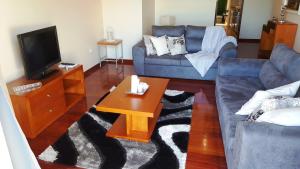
(214, 0, 244, 39)
(215, 0, 228, 26)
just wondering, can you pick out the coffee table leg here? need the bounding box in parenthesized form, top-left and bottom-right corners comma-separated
(105, 104, 162, 142)
(126, 114, 149, 135)
(126, 114, 132, 135)
(132, 115, 149, 132)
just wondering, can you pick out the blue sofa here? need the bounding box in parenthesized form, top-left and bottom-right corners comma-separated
(132, 25, 237, 80)
(216, 44, 300, 169)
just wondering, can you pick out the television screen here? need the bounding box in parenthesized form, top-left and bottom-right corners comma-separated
(18, 26, 61, 79)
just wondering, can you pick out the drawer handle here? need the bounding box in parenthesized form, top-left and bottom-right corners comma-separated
(46, 94, 51, 97)
(49, 109, 53, 113)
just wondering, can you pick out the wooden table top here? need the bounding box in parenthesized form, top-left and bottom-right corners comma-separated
(96, 76, 169, 117)
(97, 39, 122, 46)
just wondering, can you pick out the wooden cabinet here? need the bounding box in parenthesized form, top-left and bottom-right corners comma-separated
(7, 65, 86, 139)
(260, 20, 298, 58)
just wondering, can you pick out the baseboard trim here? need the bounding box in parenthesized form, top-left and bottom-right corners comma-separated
(84, 64, 99, 77)
(121, 59, 133, 65)
(238, 39, 260, 43)
(99, 59, 133, 65)
(84, 59, 133, 77)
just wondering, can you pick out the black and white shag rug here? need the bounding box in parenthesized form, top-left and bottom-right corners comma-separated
(39, 89, 194, 169)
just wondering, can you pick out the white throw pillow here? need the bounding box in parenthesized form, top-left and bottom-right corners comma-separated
(267, 80, 300, 96)
(143, 35, 156, 56)
(167, 35, 187, 55)
(150, 35, 170, 56)
(256, 107, 300, 126)
(236, 91, 271, 115)
(247, 96, 300, 121)
(236, 81, 300, 115)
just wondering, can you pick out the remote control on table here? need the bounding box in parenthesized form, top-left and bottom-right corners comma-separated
(61, 62, 75, 66)
(13, 82, 42, 94)
(59, 63, 78, 71)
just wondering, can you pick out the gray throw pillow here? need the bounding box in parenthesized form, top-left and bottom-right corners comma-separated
(248, 110, 264, 122)
(248, 96, 300, 122)
(167, 35, 187, 56)
(296, 88, 300, 98)
(143, 35, 156, 56)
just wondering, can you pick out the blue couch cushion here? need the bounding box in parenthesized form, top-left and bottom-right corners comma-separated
(144, 64, 218, 80)
(270, 44, 297, 74)
(216, 76, 265, 154)
(145, 54, 181, 66)
(259, 61, 291, 89)
(286, 53, 300, 82)
(185, 25, 206, 53)
(152, 25, 185, 37)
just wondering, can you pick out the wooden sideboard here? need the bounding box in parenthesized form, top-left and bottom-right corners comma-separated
(7, 65, 86, 139)
(260, 20, 298, 58)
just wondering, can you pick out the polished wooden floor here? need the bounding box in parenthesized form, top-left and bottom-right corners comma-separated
(28, 63, 227, 169)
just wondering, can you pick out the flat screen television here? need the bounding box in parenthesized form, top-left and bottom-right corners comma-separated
(17, 26, 61, 79)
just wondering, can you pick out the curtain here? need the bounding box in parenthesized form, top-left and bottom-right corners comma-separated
(0, 75, 40, 168)
(0, 119, 13, 169)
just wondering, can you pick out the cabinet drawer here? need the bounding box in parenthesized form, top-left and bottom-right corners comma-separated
(31, 96, 66, 134)
(28, 81, 64, 111)
(28, 81, 66, 133)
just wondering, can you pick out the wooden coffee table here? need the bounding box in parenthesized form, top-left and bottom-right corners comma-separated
(96, 76, 169, 142)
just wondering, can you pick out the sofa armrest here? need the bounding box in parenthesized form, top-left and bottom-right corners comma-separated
(219, 42, 237, 58)
(218, 58, 266, 78)
(132, 41, 146, 75)
(233, 121, 300, 169)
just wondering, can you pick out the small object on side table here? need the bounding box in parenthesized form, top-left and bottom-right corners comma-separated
(279, 0, 289, 23)
(128, 75, 149, 95)
(60, 62, 76, 66)
(131, 75, 139, 93)
(59, 63, 78, 70)
(127, 84, 149, 96)
(138, 82, 149, 94)
(13, 82, 42, 95)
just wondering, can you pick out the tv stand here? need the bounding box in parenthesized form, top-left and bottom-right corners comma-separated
(7, 65, 86, 139)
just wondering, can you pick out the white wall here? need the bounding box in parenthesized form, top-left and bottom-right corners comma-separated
(273, 0, 300, 52)
(143, 0, 155, 35)
(101, 0, 217, 59)
(0, 0, 104, 82)
(155, 0, 217, 26)
(240, 0, 274, 39)
(102, 0, 143, 59)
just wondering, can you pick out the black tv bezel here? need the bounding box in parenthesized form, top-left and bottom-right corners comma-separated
(17, 26, 62, 80)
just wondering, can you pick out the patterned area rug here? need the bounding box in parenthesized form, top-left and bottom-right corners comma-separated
(39, 89, 194, 169)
